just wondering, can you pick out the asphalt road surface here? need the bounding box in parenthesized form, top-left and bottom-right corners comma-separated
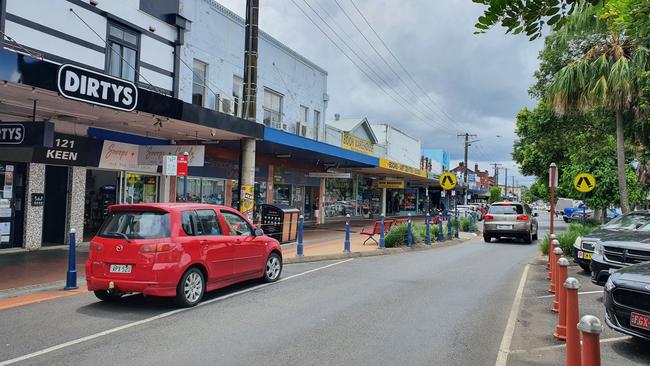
(0, 212, 562, 366)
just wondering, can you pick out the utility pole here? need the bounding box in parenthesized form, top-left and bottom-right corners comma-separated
(491, 163, 502, 188)
(504, 167, 508, 199)
(458, 133, 478, 205)
(239, 0, 259, 220)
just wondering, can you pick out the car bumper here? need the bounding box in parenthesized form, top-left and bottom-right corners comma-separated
(605, 290, 650, 341)
(483, 229, 530, 238)
(86, 276, 177, 297)
(572, 247, 592, 267)
(590, 257, 623, 286)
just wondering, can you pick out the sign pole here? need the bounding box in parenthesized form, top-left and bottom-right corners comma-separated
(582, 193, 587, 226)
(549, 163, 557, 235)
(183, 152, 189, 201)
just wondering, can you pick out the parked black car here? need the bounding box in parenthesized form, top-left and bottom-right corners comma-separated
(573, 211, 650, 272)
(590, 230, 650, 286)
(604, 262, 650, 341)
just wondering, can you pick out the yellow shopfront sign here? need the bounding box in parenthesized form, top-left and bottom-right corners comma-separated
(376, 180, 405, 189)
(341, 132, 374, 155)
(379, 158, 427, 178)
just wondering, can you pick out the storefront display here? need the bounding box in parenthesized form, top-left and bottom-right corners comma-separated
(0, 162, 25, 248)
(175, 177, 226, 204)
(324, 178, 355, 218)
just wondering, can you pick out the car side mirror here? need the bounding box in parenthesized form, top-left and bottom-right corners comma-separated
(254, 228, 264, 236)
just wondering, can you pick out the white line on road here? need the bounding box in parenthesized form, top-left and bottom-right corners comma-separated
(508, 335, 632, 354)
(494, 264, 530, 366)
(537, 290, 602, 299)
(0, 258, 354, 366)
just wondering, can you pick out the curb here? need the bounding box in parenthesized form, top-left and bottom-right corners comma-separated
(284, 236, 469, 264)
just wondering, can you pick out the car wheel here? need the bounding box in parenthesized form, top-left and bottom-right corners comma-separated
(483, 235, 491, 243)
(579, 263, 591, 273)
(532, 228, 538, 241)
(524, 231, 533, 244)
(263, 252, 282, 283)
(93, 290, 122, 302)
(175, 267, 205, 307)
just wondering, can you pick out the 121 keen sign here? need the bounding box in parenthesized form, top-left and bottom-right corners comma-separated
(57, 64, 138, 111)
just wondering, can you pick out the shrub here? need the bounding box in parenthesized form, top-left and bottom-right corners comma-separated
(414, 223, 440, 242)
(384, 223, 424, 247)
(539, 233, 551, 255)
(540, 223, 597, 256)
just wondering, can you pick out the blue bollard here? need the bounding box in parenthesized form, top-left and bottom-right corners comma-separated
(65, 228, 78, 290)
(447, 211, 452, 240)
(455, 206, 459, 239)
(425, 213, 431, 245)
(297, 215, 304, 256)
(379, 214, 385, 249)
(407, 214, 413, 247)
(438, 213, 444, 242)
(344, 214, 351, 253)
(582, 205, 586, 226)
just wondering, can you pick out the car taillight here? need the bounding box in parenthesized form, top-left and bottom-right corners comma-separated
(484, 214, 494, 220)
(140, 243, 173, 253)
(516, 215, 529, 221)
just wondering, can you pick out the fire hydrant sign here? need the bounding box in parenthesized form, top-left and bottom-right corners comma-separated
(574, 173, 595, 193)
(177, 156, 188, 177)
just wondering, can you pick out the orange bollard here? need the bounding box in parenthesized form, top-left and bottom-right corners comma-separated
(548, 239, 560, 293)
(551, 247, 563, 313)
(565, 277, 581, 366)
(578, 315, 603, 366)
(547, 234, 556, 274)
(554, 257, 570, 340)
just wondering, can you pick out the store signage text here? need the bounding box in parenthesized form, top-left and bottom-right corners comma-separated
(34, 133, 87, 166)
(341, 132, 374, 155)
(308, 172, 352, 179)
(98, 141, 157, 172)
(0, 124, 23, 144)
(177, 155, 188, 177)
(376, 180, 405, 189)
(57, 64, 138, 111)
(138, 145, 205, 166)
(0, 122, 54, 147)
(379, 159, 427, 178)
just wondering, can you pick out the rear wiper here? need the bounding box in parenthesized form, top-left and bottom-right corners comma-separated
(107, 232, 131, 243)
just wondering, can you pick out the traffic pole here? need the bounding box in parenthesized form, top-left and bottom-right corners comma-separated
(565, 277, 581, 366)
(552, 247, 563, 313)
(578, 315, 603, 366)
(379, 214, 385, 249)
(447, 211, 452, 240)
(549, 239, 560, 293)
(297, 215, 304, 257)
(407, 213, 413, 247)
(64, 228, 78, 290)
(438, 212, 444, 242)
(344, 214, 351, 253)
(454, 205, 459, 238)
(582, 193, 587, 226)
(554, 257, 570, 340)
(549, 163, 557, 235)
(425, 213, 431, 245)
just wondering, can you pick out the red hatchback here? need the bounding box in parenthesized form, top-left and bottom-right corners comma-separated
(85, 203, 283, 307)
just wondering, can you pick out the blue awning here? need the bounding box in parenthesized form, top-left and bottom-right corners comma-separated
(262, 128, 379, 168)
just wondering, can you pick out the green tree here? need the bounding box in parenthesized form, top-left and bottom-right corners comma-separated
(488, 186, 503, 204)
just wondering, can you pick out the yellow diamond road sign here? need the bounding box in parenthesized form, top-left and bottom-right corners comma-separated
(574, 173, 596, 193)
(440, 172, 457, 190)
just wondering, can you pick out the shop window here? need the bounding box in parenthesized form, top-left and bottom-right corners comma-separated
(313, 110, 321, 140)
(263, 88, 283, 128)
(324, 178, 355, 218)
(107, 23, 139, 82)
(233, 75, 243, 117)
(176, 177, 225, 204)
(192, 59, 208, 107)
(273, 184, 291, 206)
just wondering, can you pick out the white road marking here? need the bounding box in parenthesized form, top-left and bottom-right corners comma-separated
(495, 264, 530, 366)
(0, 258, 354, 366)
(509, 335, 632, 354)
(537, 290, 602, 299)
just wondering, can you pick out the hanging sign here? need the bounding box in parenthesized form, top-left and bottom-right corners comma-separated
(574, 173, 596, 193)
(57, 64, 138, 111)
(376, 180, 405, 189)
(177, 155, 189, 177)
(33, 133, 87, 166)
(138, 145, 205, 166)
(0, 122, 54, 147)
(307, 172, 352, 179)
(162, 155, 177, 176)
(98, 141, 157, 172)
(439, 172, 457, 190)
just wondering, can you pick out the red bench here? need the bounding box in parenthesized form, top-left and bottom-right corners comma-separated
(360, 220, 394, 245)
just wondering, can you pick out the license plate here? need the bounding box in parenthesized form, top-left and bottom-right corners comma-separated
(496, 225, 512, 230)
(630, 312, 650, 330)
(577, 251, 591, 260)
(109, 264, 132, 273)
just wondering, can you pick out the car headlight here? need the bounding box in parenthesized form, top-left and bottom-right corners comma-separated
(594, 243, 603, 255)
(574, 236, 582, 249)
(604, 277, 615, 292)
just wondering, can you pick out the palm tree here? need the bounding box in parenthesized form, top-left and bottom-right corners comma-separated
(548, 3, 650, 213)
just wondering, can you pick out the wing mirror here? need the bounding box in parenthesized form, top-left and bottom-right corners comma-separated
(254, 228, 265, 236)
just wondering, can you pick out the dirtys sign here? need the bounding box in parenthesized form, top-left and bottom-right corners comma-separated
(58, 64, 137, 111)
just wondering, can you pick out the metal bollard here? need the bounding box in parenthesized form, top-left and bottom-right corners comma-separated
(552, 247, 563, 313)
(407, 213, 413, 247)
(547, 233, 556, 273)
(454, 206, 459, 238)
(447, 211, 452, 240)
(379, 214, 385, 249)
(578, 315, 603, 366)
(344, 214, 351, 253)
(554, 257, 570, 340)
(425, 213, 431, 245)
(297, 215, 304, 257)
(438, 213, 444, 242)
(565, 277, 582, 366)
(65, 228, 78, 290)
(549, 239, 560, 293)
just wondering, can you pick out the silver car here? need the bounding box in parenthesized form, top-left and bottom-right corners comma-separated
(483, 202, 539, 244)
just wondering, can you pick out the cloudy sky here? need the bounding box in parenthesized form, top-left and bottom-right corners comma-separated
(218, 0, 544, 185)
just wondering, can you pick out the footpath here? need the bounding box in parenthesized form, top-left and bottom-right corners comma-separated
(0, 216, 473, 310)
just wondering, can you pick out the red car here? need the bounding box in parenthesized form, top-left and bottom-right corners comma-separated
(85, 203, 283, 307)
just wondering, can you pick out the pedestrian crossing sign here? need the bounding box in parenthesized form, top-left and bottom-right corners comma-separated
(573, 173, 595, 193)
(440, 172, 457, 190)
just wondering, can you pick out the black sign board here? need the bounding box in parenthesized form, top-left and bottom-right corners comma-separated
(57, 64, 138, 111)
(33, 133, 88, 166)
(31, 193, 44, 207)
(0, 122, 54, 147)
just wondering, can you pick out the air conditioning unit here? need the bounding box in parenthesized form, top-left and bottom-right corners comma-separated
(295, 122, 307, 137)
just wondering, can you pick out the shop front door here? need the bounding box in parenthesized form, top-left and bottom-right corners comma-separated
(43, 165, 69, 245)
(292, 185, 305, 214)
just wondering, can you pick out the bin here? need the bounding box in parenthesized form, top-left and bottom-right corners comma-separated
(260, 204, 300, 243)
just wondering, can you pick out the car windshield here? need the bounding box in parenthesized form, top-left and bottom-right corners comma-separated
(98, 211, 171, 239)
(489, 205, 523, 215)
(602, 213, 650, 230)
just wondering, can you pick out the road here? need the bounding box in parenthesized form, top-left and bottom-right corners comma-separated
(0, 213, 562, 366)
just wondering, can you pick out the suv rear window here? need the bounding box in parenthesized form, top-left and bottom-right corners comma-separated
(489, 205, 524, 215)
(98, 211, 171, 239)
